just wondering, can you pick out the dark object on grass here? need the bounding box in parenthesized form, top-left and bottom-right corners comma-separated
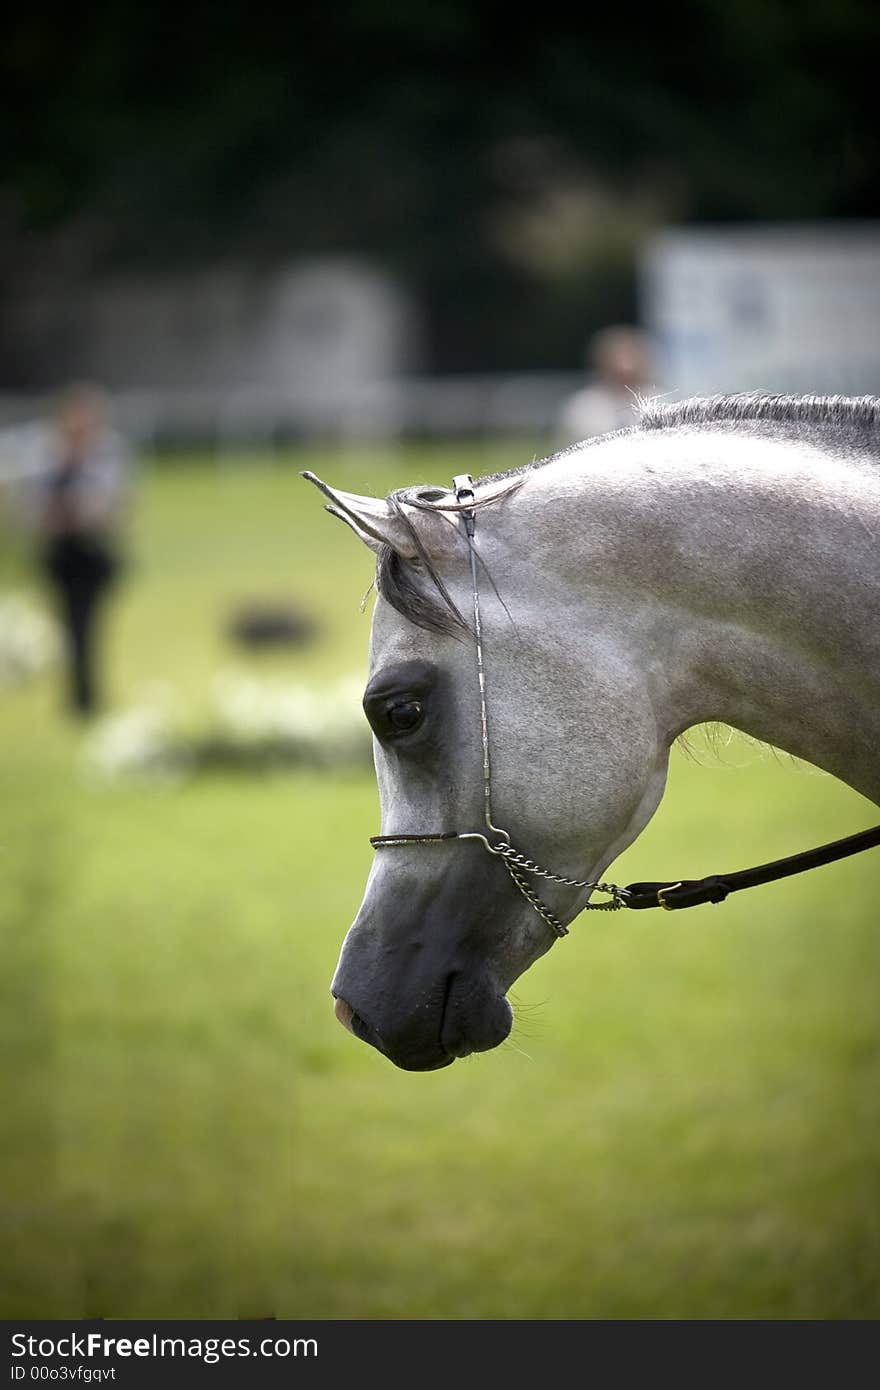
(227, 603, 318, 649)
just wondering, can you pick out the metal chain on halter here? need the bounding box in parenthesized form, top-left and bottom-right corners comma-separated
(500, 858, 621, 935)
(453, 474, 629, 933)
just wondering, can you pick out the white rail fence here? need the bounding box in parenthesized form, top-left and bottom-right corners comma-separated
(0, 373, 585, 455)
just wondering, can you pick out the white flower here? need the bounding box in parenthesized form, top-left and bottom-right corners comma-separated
(0, 592, 59, 687)
(83, 704, 184, 783)
(82, 671, 371, 781)
(210, 669, 370, 765)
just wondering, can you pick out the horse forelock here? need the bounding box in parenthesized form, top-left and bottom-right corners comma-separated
(375, 543, 466, 636)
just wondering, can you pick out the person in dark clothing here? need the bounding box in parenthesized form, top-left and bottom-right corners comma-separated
(31, 386, 130, 716)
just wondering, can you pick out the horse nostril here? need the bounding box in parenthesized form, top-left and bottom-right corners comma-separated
(334, 996, 356, 1033)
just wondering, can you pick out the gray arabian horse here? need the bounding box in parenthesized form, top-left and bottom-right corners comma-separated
(305, 393, 880, 1071)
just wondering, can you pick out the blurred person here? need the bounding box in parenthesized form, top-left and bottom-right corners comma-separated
(21, 385, 131, 717)
(556, 325, 655, 445)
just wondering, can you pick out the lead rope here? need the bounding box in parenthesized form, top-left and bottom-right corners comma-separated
(453, 474, 628, 934)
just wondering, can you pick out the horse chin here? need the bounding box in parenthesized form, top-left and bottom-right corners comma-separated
(440, 985, 514, 1062)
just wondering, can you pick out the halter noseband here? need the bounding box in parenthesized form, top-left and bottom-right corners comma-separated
(367, 474, 880, 935)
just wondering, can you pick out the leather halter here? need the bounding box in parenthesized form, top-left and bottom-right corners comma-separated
(369, 475, 880, 934)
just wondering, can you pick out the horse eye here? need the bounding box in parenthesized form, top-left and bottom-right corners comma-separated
(386, 699, 424, 733)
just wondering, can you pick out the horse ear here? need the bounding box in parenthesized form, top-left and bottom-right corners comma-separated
(300, 472, 417, 556)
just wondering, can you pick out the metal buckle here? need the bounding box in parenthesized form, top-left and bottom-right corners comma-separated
(657, 882, 682, 910)
(452, 473, 475, 505)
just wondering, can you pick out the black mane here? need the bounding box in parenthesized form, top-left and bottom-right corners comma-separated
(375, 544, 466, 637)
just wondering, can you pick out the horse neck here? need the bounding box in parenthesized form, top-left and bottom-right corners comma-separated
(534, 427, 880, 804)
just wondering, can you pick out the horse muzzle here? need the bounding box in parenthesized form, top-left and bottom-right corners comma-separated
(331, 957, 513, 1071)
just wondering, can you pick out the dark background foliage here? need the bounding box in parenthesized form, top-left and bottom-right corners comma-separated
(3, 2, 879, 368)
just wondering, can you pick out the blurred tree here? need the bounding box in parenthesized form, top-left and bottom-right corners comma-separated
(2, 1, 878, 370)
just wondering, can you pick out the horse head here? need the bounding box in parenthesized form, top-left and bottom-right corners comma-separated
(304, 468, 671, 1070)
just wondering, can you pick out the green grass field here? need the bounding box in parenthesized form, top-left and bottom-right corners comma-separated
(1, 445, 879, 1319)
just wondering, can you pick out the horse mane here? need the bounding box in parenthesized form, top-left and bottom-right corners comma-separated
(638, 391, 880, 433)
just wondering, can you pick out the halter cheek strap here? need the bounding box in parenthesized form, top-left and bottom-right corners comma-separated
(369, 475, 880, 936)
(369, 474, 630, 937)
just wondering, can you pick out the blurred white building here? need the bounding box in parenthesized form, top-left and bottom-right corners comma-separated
(0, 256, 583, 443)
(0, 258, 421, 443)
(642, 223, 880, 397)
